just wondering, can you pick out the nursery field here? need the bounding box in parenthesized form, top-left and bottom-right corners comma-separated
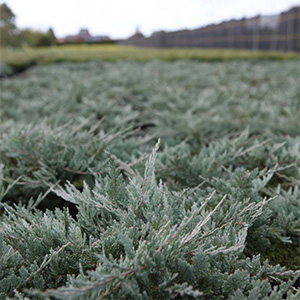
(0, 60, 300, 299)
(0, 44, 299, 77)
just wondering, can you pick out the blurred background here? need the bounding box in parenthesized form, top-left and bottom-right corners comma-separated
(1, 0, 299, 51)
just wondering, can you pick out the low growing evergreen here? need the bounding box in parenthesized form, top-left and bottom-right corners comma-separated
(0, 61, 299, 299)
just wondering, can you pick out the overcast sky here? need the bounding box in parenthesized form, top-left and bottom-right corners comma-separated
(4, 0, 300, 39)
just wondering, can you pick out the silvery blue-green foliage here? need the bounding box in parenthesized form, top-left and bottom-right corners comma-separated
(0, 64, 14, 78)
(270, 186, 300, 239)
(0, 119, 148, 207)
(156, 130, 299, 187)
(1, 143, 299, 299)
(1, 61, 299, 200)
(156, 131, 300, 264)
(0, 61, 299, 299)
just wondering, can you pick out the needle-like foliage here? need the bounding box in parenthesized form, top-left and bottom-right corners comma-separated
(0, 61, 299, 299)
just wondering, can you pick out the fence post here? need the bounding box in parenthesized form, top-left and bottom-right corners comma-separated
(253, 15, 260, 50)
(270, 16, 279, 51)
(287, 11, 293, 51)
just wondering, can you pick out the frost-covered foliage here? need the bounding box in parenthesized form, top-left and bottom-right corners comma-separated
(0, 61, 299, 299)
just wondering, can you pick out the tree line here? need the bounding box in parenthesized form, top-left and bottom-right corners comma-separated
(0, 3, 56, 47)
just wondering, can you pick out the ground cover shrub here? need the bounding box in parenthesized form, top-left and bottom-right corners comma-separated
(0, 64, 14, 78)
(1, 144, 299, 299)
(0, 45, 298, 77)
(0, 60, 299, 299)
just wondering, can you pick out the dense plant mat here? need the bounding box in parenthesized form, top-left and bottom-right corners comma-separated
(0, 61, 299, 299)
(0, 45, 299, 77)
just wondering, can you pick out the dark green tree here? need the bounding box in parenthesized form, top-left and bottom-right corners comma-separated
(0, 2, 15, 25)
(47, 27, 57, 45)
(0, 2, 18, 46)
(20, 28, 57, 47)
